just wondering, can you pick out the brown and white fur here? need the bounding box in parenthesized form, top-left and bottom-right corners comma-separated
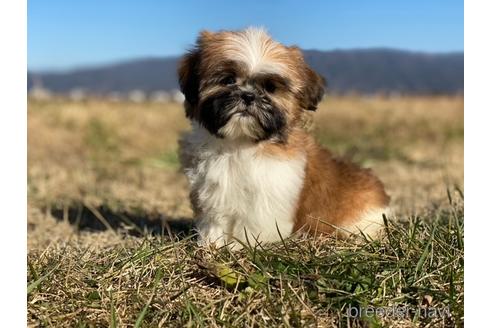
(178, 28, 390, 248)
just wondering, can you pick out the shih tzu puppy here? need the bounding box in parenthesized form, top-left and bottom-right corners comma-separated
(178, 27, 390, 248)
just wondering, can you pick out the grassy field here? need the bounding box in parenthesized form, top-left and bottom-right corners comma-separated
(27, 96, 463, 327)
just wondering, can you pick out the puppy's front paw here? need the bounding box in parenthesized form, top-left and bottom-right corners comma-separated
(196, 226, 244, 250)
(196, 223, 228, 248)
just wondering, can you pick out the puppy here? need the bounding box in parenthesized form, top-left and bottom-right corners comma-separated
(178, 27, 390, 248)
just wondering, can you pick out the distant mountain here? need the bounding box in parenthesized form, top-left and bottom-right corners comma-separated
(27, 49, 463, 95)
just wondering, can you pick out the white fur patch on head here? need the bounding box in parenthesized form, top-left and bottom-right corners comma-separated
(223, 27, 288, 75)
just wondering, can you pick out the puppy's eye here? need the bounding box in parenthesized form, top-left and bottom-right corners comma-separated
(220, 76, 236, 86)
(264, 80, 277, 93)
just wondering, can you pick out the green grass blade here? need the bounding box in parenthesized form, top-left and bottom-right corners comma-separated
(134, 269, 163, 327)
(27, 264, 59, 295)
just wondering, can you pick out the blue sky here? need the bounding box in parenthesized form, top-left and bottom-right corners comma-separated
(28, 0, 464, 71)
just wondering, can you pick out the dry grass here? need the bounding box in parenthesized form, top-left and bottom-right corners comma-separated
(27, 96, 463, 327)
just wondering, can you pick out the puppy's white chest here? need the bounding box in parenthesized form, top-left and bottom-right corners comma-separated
(184, 130, 306, 244)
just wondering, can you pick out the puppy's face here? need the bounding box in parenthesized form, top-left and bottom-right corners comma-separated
(178, 28, 325, 142)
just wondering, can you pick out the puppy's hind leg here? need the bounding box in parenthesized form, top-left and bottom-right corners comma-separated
(341, 207, 391, 240)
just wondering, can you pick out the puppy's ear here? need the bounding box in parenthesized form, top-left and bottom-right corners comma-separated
(288, 46, 326, 111)
(178, 49, 201, 114)
(178, 31, 216, 117)
(301, 66, 326, 111)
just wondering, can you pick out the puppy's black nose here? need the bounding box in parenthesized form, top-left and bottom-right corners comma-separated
(241, 92, 256, 105)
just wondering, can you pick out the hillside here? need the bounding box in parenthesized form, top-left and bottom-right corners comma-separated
(28, 49, 463, 95)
